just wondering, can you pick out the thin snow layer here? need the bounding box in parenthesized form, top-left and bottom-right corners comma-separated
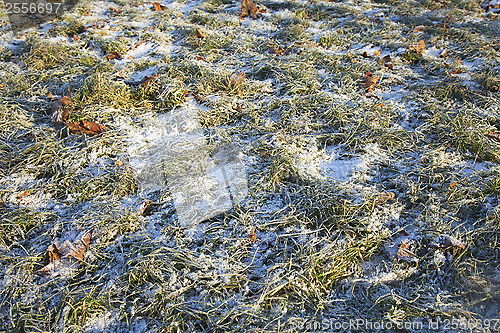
(1, 0, 499, 330)
(299, 143, 387, 184)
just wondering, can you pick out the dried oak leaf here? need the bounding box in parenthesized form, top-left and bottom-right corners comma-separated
(105, 51, 122, 61)
(195, 28, 206, 38)
(378, 55, 394, 70)
(397, 238, 418, 263)
(450, 68, 465, 75)
(50, 95, 72, 123)
(430, 234, 465, 250)
(17, 190, 31, 199)
(229, 71, 246, 87)
(138, 200, 161, 217)
(247, 227, 257, 242)
(378, 54, 391, 64)
(410, 39, 426, 55)
(241, 0, 259, 19)
(38, 230, 92, 277)
(140, 74, 158, 87)
(361, 72, 378, 92)
(108, 6, 121, 13)
(153, 2, 164, 11)
(414, 26, 425, 32)
(65, 120, 107, 136)
(269, 43, 284, 55)
(374, 191, 395, 205)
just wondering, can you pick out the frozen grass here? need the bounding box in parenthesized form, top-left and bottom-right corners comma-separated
(0, 0, 499, 331)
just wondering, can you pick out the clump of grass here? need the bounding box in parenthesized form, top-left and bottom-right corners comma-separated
(0, 209, 55, 249)
(277, 60, 321, 95)
(76, 73, 134, 109)
(258, 234, 385, 310)
(253, 138, 306, 191)
(10, 136, 67, 179)
(401, 49, 422, 63)
(485, 168, 500, 195)
(0, 46, 12, 61)
(0, 103, 34, 140)
(478, 72, 500, 93)
(426, 108, 500, 163)
(98, 37, 130, 57)
(155, 78, 188, 108)
(65, 294, 108, 327)
(65, 20, 86, 37)
(21, 39, 77, 70)
(71, 167, 137, 202)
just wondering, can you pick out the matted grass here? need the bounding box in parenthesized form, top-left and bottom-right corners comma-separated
(0, 0, 499, 331)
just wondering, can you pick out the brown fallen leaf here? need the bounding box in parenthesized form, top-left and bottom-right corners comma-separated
(450, 68, 464, 75)
(374, 191, 395, 205)
(116, 160, 124, 167)
(378, 55, 394, 70)
(92, 20, 105, 29)
(378, 54, 391, 64)
(414, 26, 425, 32)
(361, 72, 378, 92)
(430, 234, 465, 250)
(38, 229, 92, 277)
(241, 0, 259, 19)
(228, 71, 246, 87)
(17, 190, 31, 199)
(362, 48, 381, 58)
(140, 74, 158, 87)
(65, 120, 107, 136)
(138, 200, 159, 216)
(439, 49, 448, 58)
(153, 2, 163, 11)
(50, 95, 72, 123)
(105, 51, 122, 61)
(410, 39, 426, 55)
(108, 6, 121, 13)
(195, 28, 206, 38)
(135, 40, 145, 48)
(47, 91, 57, 100)
(196, 55, 205, 61)
(449, 181, 458, 189)
(247, 227, 257, 242)
(397, 238, 418, 263)
(269, 43, 284, 55)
